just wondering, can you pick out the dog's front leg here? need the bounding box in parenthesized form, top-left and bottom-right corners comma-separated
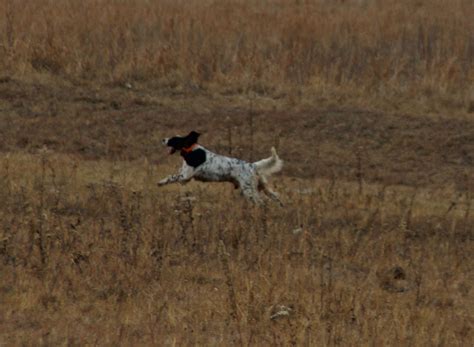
(158, 164, 194, 187)
(157, 174, 180, 186)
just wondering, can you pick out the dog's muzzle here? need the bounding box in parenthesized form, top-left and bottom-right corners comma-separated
(162, 138, 177, 154)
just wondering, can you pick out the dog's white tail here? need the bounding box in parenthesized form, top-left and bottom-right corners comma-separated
(254, 147, 283, 177)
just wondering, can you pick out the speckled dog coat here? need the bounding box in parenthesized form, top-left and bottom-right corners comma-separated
(158, 131, 283, 205)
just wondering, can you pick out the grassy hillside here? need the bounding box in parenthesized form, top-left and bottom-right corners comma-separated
(0, 0, 472, 112)
(0, 0, 473, 345)
(0, 152, 472, 345)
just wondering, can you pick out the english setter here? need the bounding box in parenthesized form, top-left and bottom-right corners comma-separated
(158, 131, 283, 205)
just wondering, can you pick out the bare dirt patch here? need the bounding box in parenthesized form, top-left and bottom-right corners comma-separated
(0, 78, 472, 190)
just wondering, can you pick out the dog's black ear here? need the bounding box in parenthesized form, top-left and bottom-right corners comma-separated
(187, 131, 201, 143)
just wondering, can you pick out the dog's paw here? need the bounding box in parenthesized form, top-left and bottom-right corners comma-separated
(157, 180, 167, 187)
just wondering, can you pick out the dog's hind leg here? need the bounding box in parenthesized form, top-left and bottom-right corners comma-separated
(239, 177, 263, 205)
(258, 176, 283, 206)
(242, 188, 263, 205)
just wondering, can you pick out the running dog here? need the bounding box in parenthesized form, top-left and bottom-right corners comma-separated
(158, 131, 283, 205)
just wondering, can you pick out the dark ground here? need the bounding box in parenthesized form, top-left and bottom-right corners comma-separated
(0, 77, 473, 191)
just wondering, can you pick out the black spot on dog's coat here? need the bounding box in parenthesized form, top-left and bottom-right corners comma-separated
(182, 148, 206, 168)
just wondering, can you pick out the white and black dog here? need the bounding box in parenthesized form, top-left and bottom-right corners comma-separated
(158, 131, 283, 205)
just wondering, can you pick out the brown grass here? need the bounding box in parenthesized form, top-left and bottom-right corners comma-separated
(0, 0, 473, 345)
(0, 152, 472, 345)
(0, 0, 473, 112)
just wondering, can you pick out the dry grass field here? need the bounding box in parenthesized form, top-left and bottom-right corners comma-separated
(0, 152, 472, 345)
(0, 0, 473, 346)
(1, 0, 473, 112)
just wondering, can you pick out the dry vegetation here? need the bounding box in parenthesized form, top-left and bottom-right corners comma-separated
(0, 0, 473, 112)
(0, 152, 472, 345)
(0, 0, 473, 345)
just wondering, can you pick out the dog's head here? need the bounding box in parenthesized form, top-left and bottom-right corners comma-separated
(162, 131, 201, 154)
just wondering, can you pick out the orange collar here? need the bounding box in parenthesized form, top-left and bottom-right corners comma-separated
(181, 143, 198, 153)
